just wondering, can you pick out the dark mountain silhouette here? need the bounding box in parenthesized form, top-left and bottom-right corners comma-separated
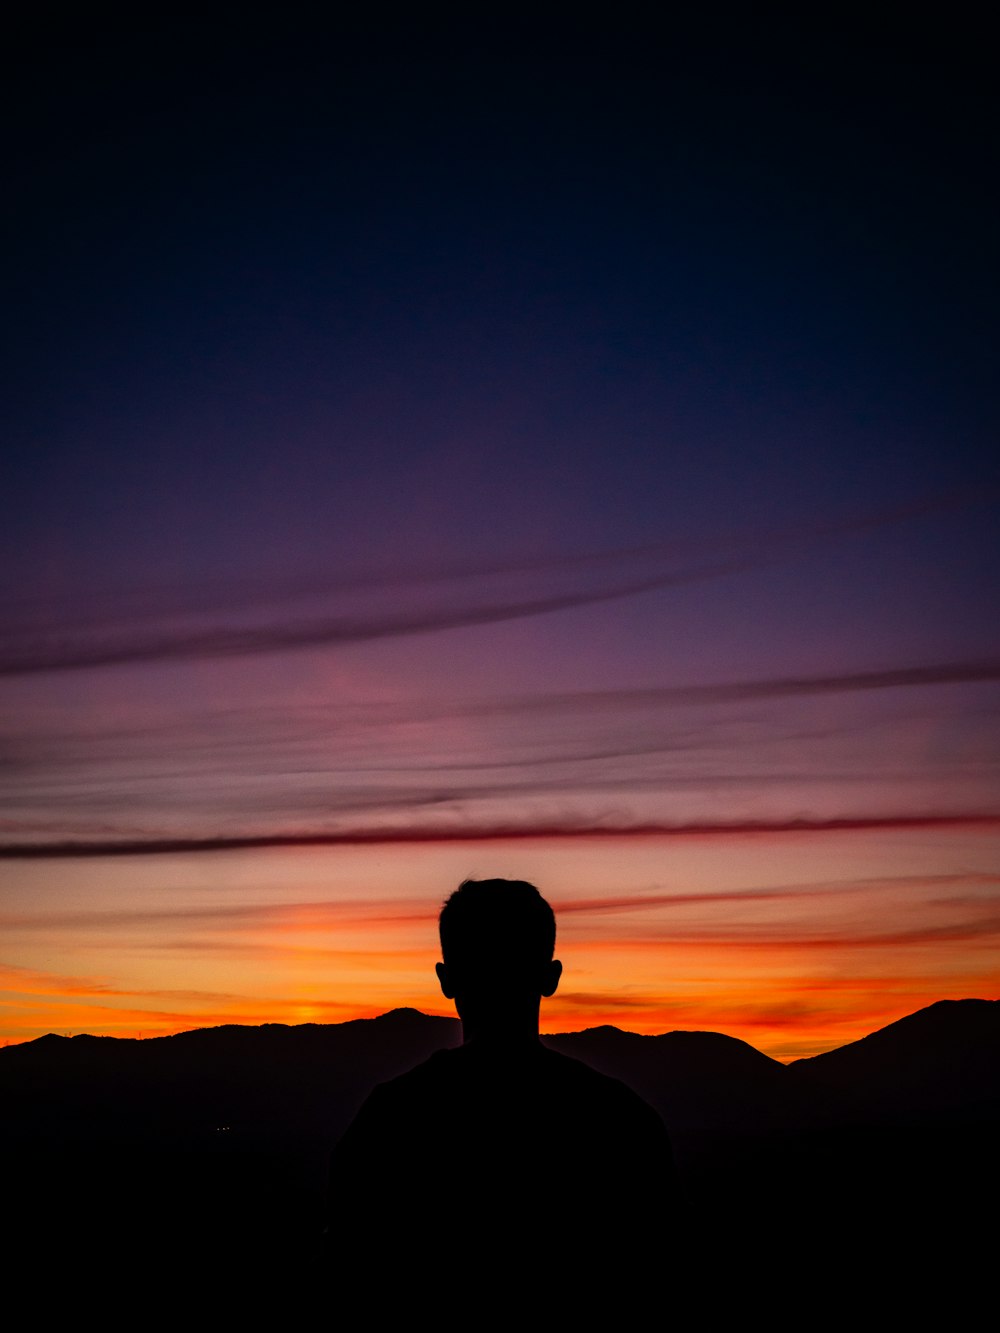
(1, 1007, 462, 1147)
(3, 1000, 996, 1301)
(4, 999, 996, 1152)
(789, 998, 1000, 1123)
(546, 1025, 799, 1131)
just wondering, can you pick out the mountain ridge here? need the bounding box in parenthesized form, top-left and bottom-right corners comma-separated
(3, 995, 996, 1293)
(5, 993, 995, 1064)
(3, 997, 996, 1140)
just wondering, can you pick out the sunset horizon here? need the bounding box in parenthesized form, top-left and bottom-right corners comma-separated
(3, 13, 997, 1073)
(5, 819, 997, 1059)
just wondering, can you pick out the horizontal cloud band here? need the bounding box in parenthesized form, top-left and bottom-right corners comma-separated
(3, 811, 998, 858)
(1, 492, 982, 675)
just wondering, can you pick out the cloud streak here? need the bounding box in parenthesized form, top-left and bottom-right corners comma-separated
(2, 810, 998, 858)
(554, 873, 1000, 916)
(8, 873, 995, 935)
(1, 493, 983, 675)
(5, 659, 997, 789)
(637, 919, 1000, 949)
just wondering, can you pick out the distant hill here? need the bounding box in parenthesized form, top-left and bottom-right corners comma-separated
(789, 998, 1000, 1123)
(2, 999, 997, 1295)
(4, 998, 997, 1153)
(544, 1025, 803, 1136)
(0, 1006, 462, 1147)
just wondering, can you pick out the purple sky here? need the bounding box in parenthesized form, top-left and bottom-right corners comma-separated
(2, 12, 997, 1050)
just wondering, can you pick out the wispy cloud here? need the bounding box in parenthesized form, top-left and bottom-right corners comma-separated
(4, 652, 997, 851)
(7, 659, 996, 775)
(686, 919, 1000, 948)
(555, 872, 1000, 915)
(1, 494, 979, 675)
(576, 914, 1000, 948)
(0, 898, 434, 931)
(2, 810, 998, 858)
(556, 992, 651, 1009)
(0, 960, 255, 1004)
(4, 871, 994, 932)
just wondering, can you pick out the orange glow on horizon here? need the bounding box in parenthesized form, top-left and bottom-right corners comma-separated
(2, 829, 997, 1059)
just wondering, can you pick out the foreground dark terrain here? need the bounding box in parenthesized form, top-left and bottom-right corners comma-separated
(3, 999, 996, 1305)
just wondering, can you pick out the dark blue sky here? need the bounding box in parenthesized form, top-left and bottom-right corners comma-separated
(2, 10, 998, 1051)
(0, 10, 996, 737)
(6, 10, 997, 603)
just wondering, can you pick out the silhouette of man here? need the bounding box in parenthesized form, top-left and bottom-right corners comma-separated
(327, 879, 673, 1290)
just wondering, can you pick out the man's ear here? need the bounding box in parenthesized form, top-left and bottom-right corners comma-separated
(540, 959, 562, 998)
(435, 961, 455, 999)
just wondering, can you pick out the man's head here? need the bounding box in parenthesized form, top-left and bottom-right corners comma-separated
(435, 879, 562, 1034)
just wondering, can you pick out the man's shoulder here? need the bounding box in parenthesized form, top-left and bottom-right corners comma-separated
(538, 1043, 626, 1084)
(377, 1041, 663, 1127)
(539, 1045, 665, 1120)
(359, 1044, 464, 1115)
(376, 1043, 463, 1090)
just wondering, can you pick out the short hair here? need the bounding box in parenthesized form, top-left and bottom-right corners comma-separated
(439, 878, 556, 975)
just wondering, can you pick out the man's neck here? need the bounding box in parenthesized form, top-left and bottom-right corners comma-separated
(457, 996, 542, 1046)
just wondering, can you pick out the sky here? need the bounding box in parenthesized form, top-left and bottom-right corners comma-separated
(2, 11, 997, 1057)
